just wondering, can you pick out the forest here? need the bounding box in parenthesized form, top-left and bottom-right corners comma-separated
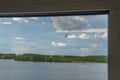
(0, 53, 107, 63)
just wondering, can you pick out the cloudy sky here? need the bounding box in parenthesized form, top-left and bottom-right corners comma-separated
(0, 14, 108, 56)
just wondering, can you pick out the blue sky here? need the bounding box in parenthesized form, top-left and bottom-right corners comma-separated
(0, 14, 108, 56)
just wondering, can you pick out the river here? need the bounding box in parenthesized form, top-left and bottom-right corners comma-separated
(0, 59, 107, 80)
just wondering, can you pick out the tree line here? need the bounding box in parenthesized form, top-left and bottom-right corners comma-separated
(0, 53, 107, 63)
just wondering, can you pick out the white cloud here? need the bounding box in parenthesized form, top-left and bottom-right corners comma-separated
(78, 33, 90, 39)
(93, 33, 99, 39)
(13, 37, 25, 40)
(91, 31, 108, 40)
(80, 28, 108, 40)
(81, 28, 107, 33)
(66, 34, 77, 39)
(51, 16, 89, 31)
(1, 22, 12, 25)
(100, 32, 108, 40)
(52, 41, 66, 47)
(12, 18, 28, 23)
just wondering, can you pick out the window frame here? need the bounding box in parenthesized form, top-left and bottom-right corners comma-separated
(0, 0, 119, 80)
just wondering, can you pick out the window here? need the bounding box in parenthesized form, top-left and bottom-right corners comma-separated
(0, 12, 108, 80)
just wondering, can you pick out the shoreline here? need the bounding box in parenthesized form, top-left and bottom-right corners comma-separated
(0, 54, 107, 63)
(0, 59, 107, 64)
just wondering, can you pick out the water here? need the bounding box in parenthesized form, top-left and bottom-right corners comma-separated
(0, 59, 107, 80)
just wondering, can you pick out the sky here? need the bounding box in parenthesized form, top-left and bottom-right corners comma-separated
(0, 14, 108, 56)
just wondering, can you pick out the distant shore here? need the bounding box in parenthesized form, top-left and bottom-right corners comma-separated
(0, 53, 107, 63)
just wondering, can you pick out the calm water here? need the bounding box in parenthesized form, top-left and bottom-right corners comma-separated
(0, 59, 107, 80)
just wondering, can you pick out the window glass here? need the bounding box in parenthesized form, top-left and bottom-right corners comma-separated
(0, 14, 108, 80)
